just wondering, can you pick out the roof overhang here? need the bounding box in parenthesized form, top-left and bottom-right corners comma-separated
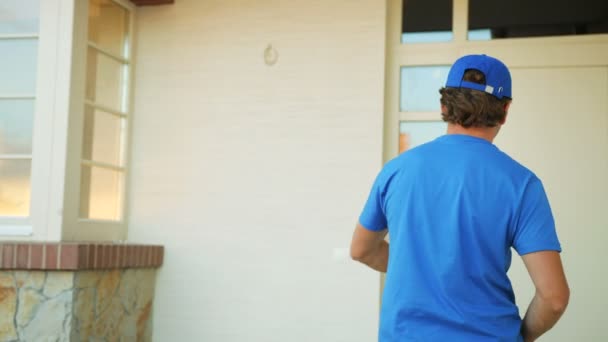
(130, 0, 174, 6)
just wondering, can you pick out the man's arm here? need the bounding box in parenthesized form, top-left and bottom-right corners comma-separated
(350, 222, 389, 272)
(520, 251, 570, 342)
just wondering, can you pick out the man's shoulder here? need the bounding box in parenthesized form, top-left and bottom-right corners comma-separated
(382, 138, 541, 183)
(492, 147, 539, 181)
(393, 139, 443, 161)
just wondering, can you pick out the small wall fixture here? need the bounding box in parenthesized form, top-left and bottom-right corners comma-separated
(264, 44, 279, 66)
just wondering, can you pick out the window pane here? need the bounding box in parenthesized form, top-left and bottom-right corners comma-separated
(400, 66, 450, 112)
(0, 39, 38, 94)
(86, 48, 125, 111)
(0, 99, 34, 154)
(80, 166, 122, 220)
(399, 121, 446, 153)
(82, 106, 125, 166)
(88, 0, 129, 58)
(402, 0, 452, 43)
(0, 159, 31, 216)
(469, 0, 608, 40)
(402, 31, 453, 44)
(0, 0, 40, 34)
(468, 29, 492, 41)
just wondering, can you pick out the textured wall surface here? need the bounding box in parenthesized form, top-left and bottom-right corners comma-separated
(72, 269, 156, 341)
(0, 271, 73, 341)
(0, 269, 156, 342)
(129, 0, 386, 341)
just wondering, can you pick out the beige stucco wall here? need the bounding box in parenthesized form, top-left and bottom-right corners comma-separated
(128, 0, 386, 340)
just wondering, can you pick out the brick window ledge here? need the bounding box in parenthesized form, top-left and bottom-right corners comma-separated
(0, 242, 164, 270)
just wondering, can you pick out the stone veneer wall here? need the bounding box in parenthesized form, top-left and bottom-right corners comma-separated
(74, 269, 156, 341)
(0, 244, 163, 342)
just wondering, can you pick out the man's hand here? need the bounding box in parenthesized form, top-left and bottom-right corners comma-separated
(350, 222, 389, 272)
(520, 251, 570, 341)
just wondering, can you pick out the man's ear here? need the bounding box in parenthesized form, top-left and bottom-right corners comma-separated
(500, 114, 508, 125)
(441, 104, 447, 114)
(500, 101, 512, 125)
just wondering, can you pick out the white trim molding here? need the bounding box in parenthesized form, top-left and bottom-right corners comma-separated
(84, 99, 128, 118)
(0, 154, 33, 160)
(88, 41, 130, 64)
(0, 95, 36, 100)
(0, 225, 33, 236)
(0, 33, 38, 40)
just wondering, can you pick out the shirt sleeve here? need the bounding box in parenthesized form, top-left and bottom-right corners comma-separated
(512, 176, 562, 255)
(358, 170, 389, 232)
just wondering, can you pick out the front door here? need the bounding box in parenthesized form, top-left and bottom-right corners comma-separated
(385, 1, 608, 340)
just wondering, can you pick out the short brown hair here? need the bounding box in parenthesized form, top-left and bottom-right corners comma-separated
(439, 69, 511, 128)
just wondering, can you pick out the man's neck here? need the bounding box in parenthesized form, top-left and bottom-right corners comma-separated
(446, 123, 499, 143)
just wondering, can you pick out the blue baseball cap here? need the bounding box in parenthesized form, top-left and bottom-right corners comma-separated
(445, 54, 512, 99)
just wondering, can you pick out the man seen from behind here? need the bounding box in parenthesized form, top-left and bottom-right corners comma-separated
(350, 54, 570, 342)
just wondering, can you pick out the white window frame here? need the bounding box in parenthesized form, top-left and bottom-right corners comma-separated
(0, 0, 136, 241)
(0, 0, 69, 239)
(62, 0, 136, 241)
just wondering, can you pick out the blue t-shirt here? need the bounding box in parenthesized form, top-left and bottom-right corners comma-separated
(359, 134, 561, 342)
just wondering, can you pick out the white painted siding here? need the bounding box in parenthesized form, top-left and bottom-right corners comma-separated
(128, 1, 386, 340)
